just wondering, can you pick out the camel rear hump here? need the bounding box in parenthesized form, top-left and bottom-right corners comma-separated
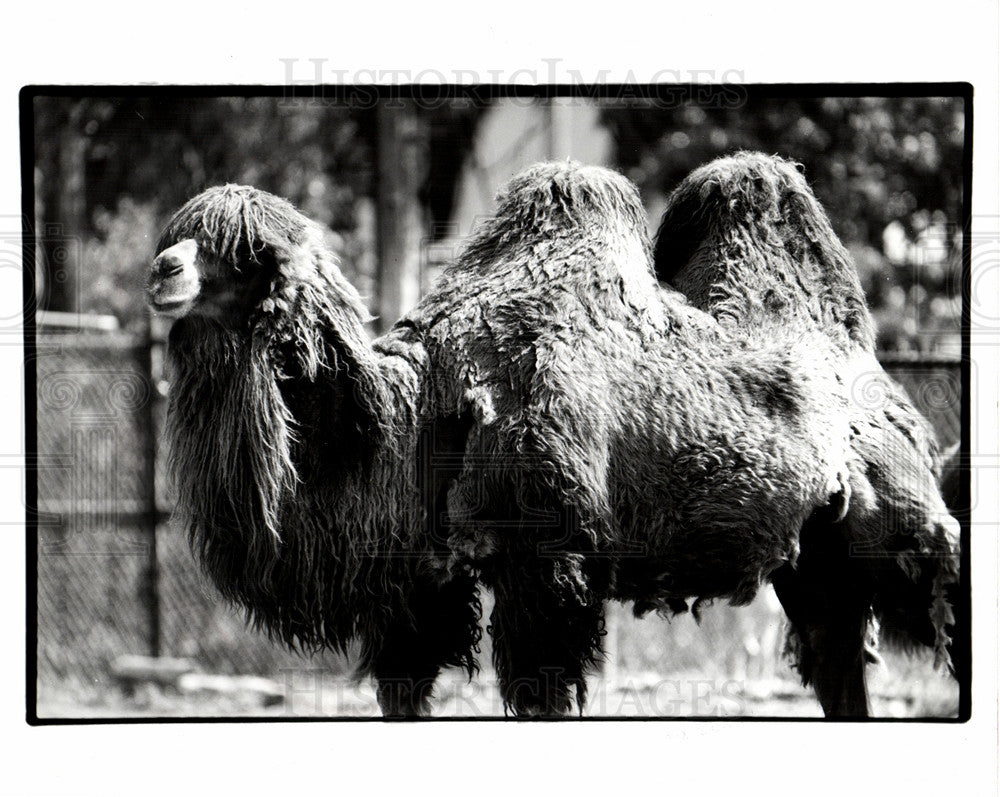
(654, 151, 876, 351)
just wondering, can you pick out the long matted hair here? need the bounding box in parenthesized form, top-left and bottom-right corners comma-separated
(654, 152, 962, 709)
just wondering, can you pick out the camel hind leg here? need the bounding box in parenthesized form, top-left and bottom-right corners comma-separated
(846, 423, 962, 693)
(773, 563, 872, 717)
(863, 510, 962, 688)
(771, 504, 874, 718)
(775, 458, 963, 719)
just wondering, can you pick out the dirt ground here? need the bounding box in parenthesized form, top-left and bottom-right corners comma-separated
(36, 656, 958, 721)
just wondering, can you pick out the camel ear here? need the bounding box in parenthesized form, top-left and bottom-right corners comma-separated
(257, 226, 374, 383)
(270, 226, 317, 282)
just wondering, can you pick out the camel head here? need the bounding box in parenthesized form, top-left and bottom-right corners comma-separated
(150, 184, 379, 378)
(148, 185, 307, 320)
(151, 183, 394, 549)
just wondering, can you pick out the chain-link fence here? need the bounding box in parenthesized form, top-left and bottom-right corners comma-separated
(34, 326, 348, 708)
(881, 354, 962, 450)
(33, 323, 964, 708)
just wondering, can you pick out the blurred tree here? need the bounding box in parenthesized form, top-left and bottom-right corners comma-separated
(36, 93, 960, 350)
(423, 98, 484, 235)
(602, 95, 965, 352)
(32, 95, 484, 330)
(376, 101, 428, 330)
(34, 97, 90, 313)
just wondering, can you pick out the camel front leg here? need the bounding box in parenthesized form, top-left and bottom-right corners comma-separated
(368, 573, 483, 718)
(489, 554, 607, 717)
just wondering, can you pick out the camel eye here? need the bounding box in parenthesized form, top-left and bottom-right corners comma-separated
(226, 241, 278, 277)
(196, 253, 231, 282)
(250, 244, 278, 270)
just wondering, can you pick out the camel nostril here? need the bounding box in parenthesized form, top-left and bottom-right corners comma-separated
(157, 254, 186, 279)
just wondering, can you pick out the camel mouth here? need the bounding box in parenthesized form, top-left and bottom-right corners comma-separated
(147, 277, 200, 317)
(149, 295, 195, 316)
(148, 239, 201, 317)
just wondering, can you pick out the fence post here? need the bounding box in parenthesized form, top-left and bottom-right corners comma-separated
(139, 314, 161, 657)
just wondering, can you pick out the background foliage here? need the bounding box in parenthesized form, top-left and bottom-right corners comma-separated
(34, 93, 964, 350)
(603, 95, 965, 352)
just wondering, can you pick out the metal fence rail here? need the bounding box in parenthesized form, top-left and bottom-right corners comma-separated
(33, 325, 964, 703)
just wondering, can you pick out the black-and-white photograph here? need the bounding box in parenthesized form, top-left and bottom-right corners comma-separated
(28, 86, 970, 721)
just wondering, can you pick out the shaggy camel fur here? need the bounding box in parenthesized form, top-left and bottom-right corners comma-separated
(390, 162, 864, 715)
(654, 152, 962, 716)
(149, 188, 482, 716)
(150, 165, 862, 717)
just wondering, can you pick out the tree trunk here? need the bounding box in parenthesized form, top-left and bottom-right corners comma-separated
(547, 97, 574, 160)
(40, 102, 87, 314)
(375, 102, 428, 333)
